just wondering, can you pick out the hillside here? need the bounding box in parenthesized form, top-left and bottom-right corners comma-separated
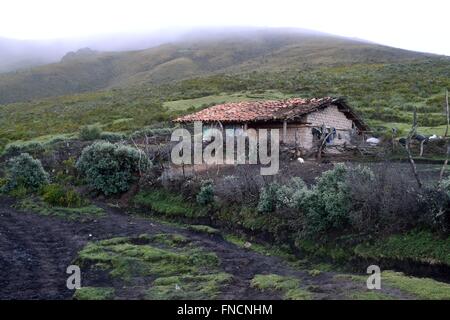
(0, 28, 440, 104)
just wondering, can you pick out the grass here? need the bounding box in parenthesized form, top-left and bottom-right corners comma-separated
(187, 225, 221, 235)
(77, 233, 232, 299)
(163, 90, 294, 111)
(17, 197, 105, 220)
(347, 290, 394, 300)
(224, 233, 297, 261)
(147, 273, 232, 300)
(382, 271, 450, 300)
(354, 230, 450, 267)
(335, 271, 450, 300)
(250, 274, 312, 300)
(133, 189, 207, 218)
(2, 55, 450, 151)
(73, 287, 115, 300)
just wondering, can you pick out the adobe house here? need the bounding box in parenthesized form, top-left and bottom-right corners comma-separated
(173, 97, 369, 152)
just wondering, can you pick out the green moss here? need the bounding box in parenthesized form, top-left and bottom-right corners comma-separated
(76, 234, 232, 299)
(17, 197, 104, 220)
(354, 230, 450, 266)
(308, 269, 322, 277)
(133, 190, 207, 218)
(73, 287, 115, 300)
(77, 234, 219, 282)
(147, 273, 232, 300)
(150, 233, 189, 247)
(187, 225, 220, 235)
(347, 290, 394, 300)
(250, 274, 312, 300)
(295, 239, 352, 263)
(382, 271, 450, 300)
(223, 233, 304, 269)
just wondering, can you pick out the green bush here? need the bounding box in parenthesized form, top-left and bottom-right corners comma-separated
(79, 125, 102, 141)
(99, 132, 126, 143)
(76, 141, 150, 195)
(258, 177, 307, 213)
(301, 164, 352, 236)
(40, 183, 84, 207)
(2, 153, 49, 193)
(196, 180, 215, 206)
(3, 141, 45, 158)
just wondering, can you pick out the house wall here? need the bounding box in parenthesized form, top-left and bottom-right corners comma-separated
(201, 104, 356, 151)
(284, 105, 354, 149)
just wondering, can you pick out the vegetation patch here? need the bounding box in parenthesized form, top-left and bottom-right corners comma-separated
(73, 287, 115, 300)
(2, 153, 49, 193)
(250, 274, 312, 300)
(187, 225, 220, 235)
(76, 234, 231, 299)
(147, 273, 232, 300)
(76, 141, 150, 195)
(354, 230, 450, 267)
(347, 290, 394, 300)
(17, 197, 104, 220)
(149, 233, 190, 247)
(40, 183, 86, 208)
(133, 190, 207, 218)
(382, 271, 450, 300)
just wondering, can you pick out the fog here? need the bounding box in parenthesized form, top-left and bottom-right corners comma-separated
(1, 0, 449, 72)
(0, 27, 333, 72)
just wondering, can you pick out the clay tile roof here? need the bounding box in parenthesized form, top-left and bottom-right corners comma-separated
(174, 97, 337, 123)
(173, 96, 369, 131)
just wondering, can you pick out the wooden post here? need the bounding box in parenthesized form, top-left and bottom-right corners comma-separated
(405, 109, 422, 189)
(445, 89, 449, 138)
(283, 120, 287, 143)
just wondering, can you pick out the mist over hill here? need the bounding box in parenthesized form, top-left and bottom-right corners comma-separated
(0, 27, 443, 104)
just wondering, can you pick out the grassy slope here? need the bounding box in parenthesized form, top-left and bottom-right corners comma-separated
(0, 29, 437, 105)
(1, 30, 450, 151)
(2, 58, 450, 150)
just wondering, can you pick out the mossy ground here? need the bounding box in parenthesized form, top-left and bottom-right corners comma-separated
(354, 230, 450, 267)
(133, 190, 207, 218)
(250, 274, 312, 300)
(382, 271, 450, 300)
(16, 197, 104, 220)
(335, 271, 450, 300)
(73, 287, 115, 300)
(187, 225, 220, 235)
(75, 233, 232, 299)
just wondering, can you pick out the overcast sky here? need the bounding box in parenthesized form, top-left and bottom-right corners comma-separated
(1, 0, 449, 55)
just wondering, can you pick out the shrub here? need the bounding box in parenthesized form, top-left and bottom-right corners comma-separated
(257, 182, 282, 213)
(2, 153, 49, 193)
(300, 164, 352, 236)
(418, 187, 450, 234)
(76, 142, 150, 195)
(40, 184, 84, 207)
(79, 125, 102, 141)
(348, 164, 422, 235)
(3, 141, 44, 158)
(196, 180, 215, 205)
(257, 177, 307, 213)
(99, 132, 126, 143)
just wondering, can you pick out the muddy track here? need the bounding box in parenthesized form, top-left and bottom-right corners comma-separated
(0, 196, 414, 300)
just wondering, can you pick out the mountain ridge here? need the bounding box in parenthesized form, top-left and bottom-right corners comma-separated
(0, 28, 446, 105)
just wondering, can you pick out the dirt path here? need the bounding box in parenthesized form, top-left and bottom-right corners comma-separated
(0, 195, 413, 300)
